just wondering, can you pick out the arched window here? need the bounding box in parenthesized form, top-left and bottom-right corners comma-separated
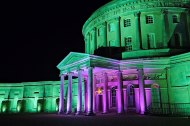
(172, 15, 179, 23)
(111, 87, 116, 107)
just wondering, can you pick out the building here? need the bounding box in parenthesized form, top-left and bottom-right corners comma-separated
(57, 0, 190, 116)
(0, 0, 190, 116)
(0, 80, 82, 113)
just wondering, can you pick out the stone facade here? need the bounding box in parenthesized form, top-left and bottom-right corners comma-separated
(0, 80, 82, 113)
(0, 0, 190, 116)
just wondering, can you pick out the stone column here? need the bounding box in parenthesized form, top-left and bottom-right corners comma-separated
(134, 12, 141, 50)
(93, 75, 96, 113)
(86, 67, 95, 116)
(104, 22, 107, 47)
(117, 71, 124, 114)
(66, 73, 72, 114)
(84, 79, 88, 113)
(138, 68, 146, 114)
(58, 74, 65, 114)
(103, 72, 109, 113)
(186, 10, 190, 43)
(161, 9, 168, 48)
(76, 70, 83, 115)
(115, 17, 121, 47)
(166, 67, 171, 114)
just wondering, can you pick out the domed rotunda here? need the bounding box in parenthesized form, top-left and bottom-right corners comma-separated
(57, 0, 190, 116)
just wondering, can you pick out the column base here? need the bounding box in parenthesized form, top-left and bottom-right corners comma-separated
(66, 111, 72, 115)
(85, 111, 95, 116)
(102, 111, 109, 114)
(117, 111, 125, 115)
(75, 111, 83, 115)
(58, 111, 65, 115)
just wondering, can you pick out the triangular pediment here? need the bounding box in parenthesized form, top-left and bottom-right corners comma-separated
(57, 52, 90, 70)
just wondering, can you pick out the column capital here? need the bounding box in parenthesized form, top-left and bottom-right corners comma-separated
(134, 12, 141, 17)
(59, 74, 67, 77)
(77, 69, 84, 72)
(67, 72, 74, 76)
(161, 9, 168, 14)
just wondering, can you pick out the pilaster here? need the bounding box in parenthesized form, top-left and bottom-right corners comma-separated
(58, 74, 65, 114)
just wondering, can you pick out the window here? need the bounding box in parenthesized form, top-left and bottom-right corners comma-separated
(109, 23, 115, 32)
(125, 37, 132, 51)
(146, 15, 153, 24)
(172, 15, 179, 23)
(124, 19, 131, 27)
(147, 33, 156, 48)
(111, 87, 116, 107)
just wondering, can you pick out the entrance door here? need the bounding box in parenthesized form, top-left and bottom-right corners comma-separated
(98, 95, 103, 112)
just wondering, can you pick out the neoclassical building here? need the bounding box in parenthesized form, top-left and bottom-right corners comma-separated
(0, 0, 190, 116)
(57, 0, 190, 116)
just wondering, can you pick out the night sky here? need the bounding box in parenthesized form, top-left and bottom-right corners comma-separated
(1, 1, 110, 82)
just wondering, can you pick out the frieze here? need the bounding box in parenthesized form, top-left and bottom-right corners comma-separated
(144, 73, 166, 80)
(83, 1, 189, 34)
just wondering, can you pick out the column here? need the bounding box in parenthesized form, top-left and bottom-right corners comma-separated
(76, 70, 83, 115)
(161, 9, 168, 48)
(66, 73, 72, 114)
(186, 10, 190, 43)
(134, 12, 141, 50)
(84, 79, 88, 113)
(58, 74, 65, 114)
(115, 17, 121, 47)
(93, 75, 96, 113)
(103, 72, 109, 113)
(117, 71, 124, 114)
(165, 67, 171, 114)
(138, 68, 146, 114)
(104, 22, 107, 47)
(86, 67, 95, 116)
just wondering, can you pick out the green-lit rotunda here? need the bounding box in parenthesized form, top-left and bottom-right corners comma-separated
(0, 0, 190, 116)
(57, 0, 190, 116)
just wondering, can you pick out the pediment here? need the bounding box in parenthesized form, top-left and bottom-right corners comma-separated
(57, 52, 90, 70)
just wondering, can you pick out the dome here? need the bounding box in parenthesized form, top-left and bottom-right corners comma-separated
(82, 0, 190, 59)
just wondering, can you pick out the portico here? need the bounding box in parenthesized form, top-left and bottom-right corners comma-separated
(57, 52, 126, 115)
(56, 52, 164, 116)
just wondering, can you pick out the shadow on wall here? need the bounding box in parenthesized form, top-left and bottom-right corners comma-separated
(94, 47, 125, 60)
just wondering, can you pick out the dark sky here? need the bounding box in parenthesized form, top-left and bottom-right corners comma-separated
(1, 1, 110, 82)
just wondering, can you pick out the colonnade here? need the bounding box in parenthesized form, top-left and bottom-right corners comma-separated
(58, 67, 146, 115)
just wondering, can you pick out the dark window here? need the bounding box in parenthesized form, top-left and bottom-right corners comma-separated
(111, 87, 116, 107)
(172, 15, 179, 23)
(124, 19, 131, 27)
(146, 16, 153, 24)
(125, 37, 132, 51)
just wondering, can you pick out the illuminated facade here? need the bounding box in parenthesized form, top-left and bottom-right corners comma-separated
(0, 80, 82, 113)
(57, 0, 190, 116)
(0, 0, 190, 116)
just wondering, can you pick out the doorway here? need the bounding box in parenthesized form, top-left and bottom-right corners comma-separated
(97, 95, 103, 112)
